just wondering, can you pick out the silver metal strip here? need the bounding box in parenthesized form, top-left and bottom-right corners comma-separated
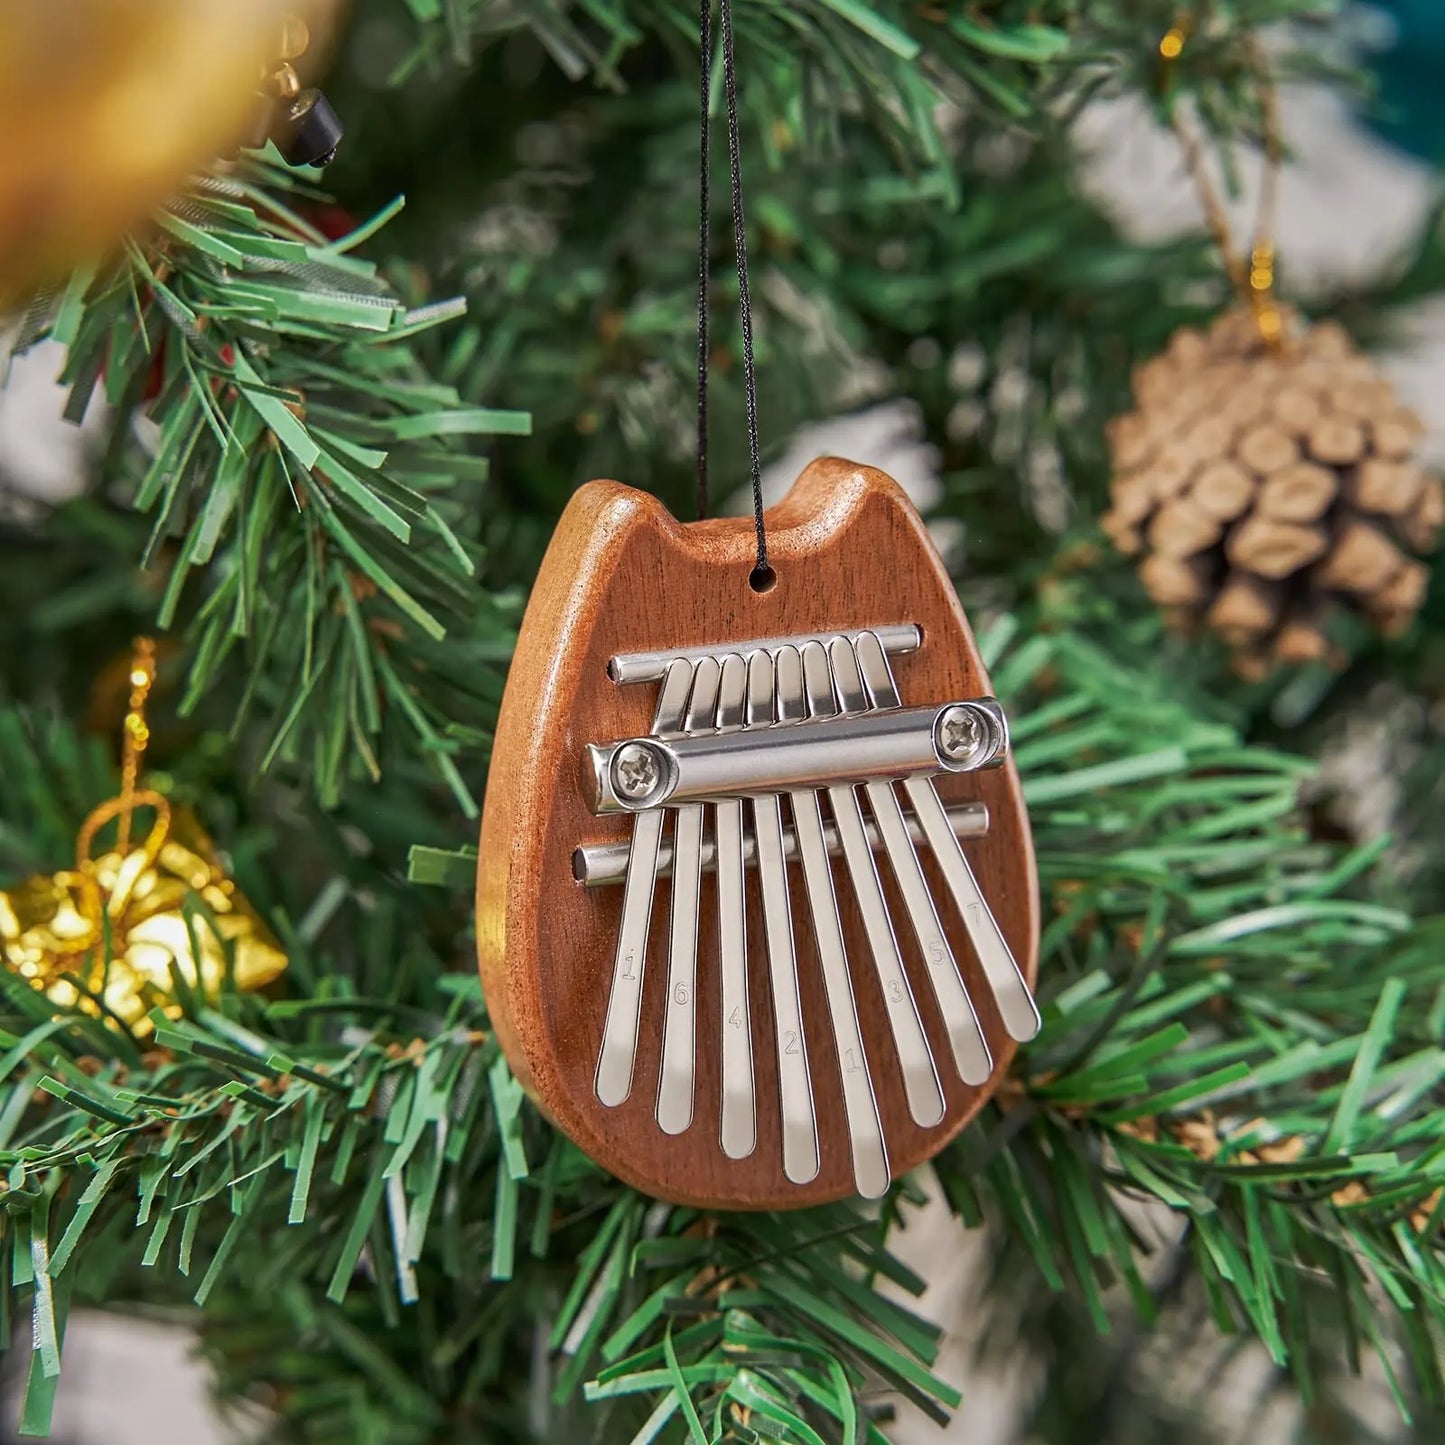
(778, 645, 890, 1199)
(747, 651, 819, 1185)
(832, 637, 993, 1085)
(589, 698, 1005, 813)
(595, 659, 696, 1107)
(656, 658, 721, 1134)
(571, 800, 989, 887)
(855, 632, 1041, 1044)
(713, 654, 755, 1159)
(805, 642, 944, 1129)
(609, 624, 920, 685)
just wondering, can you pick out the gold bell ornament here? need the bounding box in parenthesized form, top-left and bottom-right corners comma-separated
(0, 640, 287, 1033)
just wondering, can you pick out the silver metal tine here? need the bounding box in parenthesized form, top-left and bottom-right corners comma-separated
(777, 645, 890, 1198)
(831, 637, 994, 1084)
(714, 654, 755, 1158)
(803, 642, 945, 1127)
(656, 656, 721, 1134)
(747, 651, 819, 1185)
(596, 658, 697, 1106)
(855, 632, 1041, 1043)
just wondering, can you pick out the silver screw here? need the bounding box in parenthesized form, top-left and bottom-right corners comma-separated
(935, 705, 991, 769)
(611, 742, 665, 804)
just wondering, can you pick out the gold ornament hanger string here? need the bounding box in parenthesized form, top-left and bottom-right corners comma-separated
(114, 636, 157, 856)
(1161, 22, 1284, 344)
(67, 637, 168, 947)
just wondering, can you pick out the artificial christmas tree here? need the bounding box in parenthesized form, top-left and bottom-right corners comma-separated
(2, 4, 1444, 1443)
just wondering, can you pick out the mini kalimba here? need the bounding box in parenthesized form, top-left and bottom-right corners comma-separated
(477, 458, 1040, 1208)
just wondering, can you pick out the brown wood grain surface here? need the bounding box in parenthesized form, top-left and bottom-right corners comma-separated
(476, 458, 1039, 1209)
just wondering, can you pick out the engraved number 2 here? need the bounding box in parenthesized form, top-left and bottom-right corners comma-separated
(783, 1030, 800, 1056)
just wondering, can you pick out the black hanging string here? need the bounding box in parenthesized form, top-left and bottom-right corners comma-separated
(694, 0, 712, 525)
(696, 0, 771, 588)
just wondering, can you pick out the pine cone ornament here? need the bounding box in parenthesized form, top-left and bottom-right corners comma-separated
(1103, 306, 1440, 671)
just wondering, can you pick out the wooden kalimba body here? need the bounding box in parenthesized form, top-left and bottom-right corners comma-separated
(477, 458, 1040, 1208)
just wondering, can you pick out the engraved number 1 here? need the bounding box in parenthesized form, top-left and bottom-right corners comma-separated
(845, 1048, 861, 1074)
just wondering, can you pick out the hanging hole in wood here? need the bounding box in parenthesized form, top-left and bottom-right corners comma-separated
(749, 564, 777, 594)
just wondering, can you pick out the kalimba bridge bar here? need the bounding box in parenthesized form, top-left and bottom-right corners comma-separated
(583, 625, 1040, 1199)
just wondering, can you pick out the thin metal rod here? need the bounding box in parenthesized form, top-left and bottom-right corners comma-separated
(656, 659, 720, 1134)
(746, 650, 819, 1185)
(713, 653, 756, 1159)
(595, 659, 695, 1108)
(608, 624, 920, 685)
(572, 800, 989, 888)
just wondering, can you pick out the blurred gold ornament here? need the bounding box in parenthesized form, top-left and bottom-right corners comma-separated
(0, 0, 337, 300)
(0, 640, 287, 1033)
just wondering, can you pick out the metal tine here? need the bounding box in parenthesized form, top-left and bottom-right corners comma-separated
(830, 637, 994, 1085)
(656, 656, 722, 1134)
(778, 645, 890, 1199)
(714, 654, 756, 1159)
(746, 651, 819, 1185)
(854, 632, 1041, 1043)
(804, 642, 945, 1127)
(596, 658, 697, 1106)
